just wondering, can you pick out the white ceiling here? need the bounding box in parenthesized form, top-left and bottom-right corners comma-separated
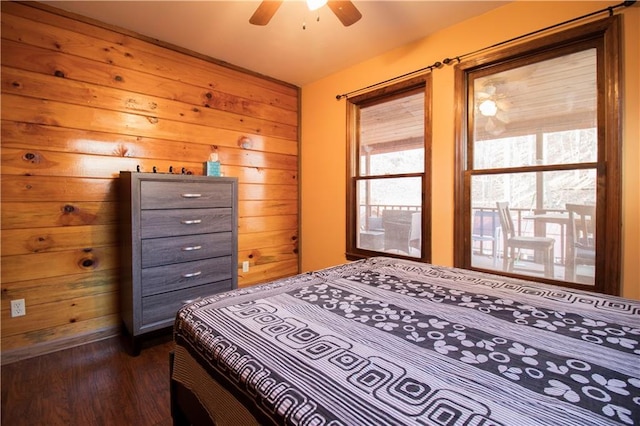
(41, 1, 507, 87)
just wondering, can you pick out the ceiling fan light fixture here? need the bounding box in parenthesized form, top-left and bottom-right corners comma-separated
(479, 99, 498, 117)
(250, 0, 361, 26)
(307, 0, 328, 11)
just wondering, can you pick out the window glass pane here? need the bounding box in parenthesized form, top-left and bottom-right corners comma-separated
(361, 147, 424, 176)
(544, 129, 597, 163)
(473, 49, 597, 168)
(357, 177, 421, 258)
(470, 171, 596, 284)
(474, 135, 535, 169)
(359, 92, 424, 176)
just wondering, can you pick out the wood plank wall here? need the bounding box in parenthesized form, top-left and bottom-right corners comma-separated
(0, 2, 300, 363)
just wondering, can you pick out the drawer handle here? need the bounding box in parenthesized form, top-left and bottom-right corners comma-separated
(181, 245, 202, 251)
(181, 193, 202, 198)
(181, 219, 202, 225)
(182, 271, 202, 278)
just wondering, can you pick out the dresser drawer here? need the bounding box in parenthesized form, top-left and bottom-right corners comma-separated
(141, 256, 233, 297)
(141, 232, 232, 268)
(141, 181, 233, 209)
(140, 208, 233, 239)
(141, 280, 233, 327)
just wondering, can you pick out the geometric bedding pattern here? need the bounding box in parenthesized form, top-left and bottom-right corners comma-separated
(174, 257, 640, 425)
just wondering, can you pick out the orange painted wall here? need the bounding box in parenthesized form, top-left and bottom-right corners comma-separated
(300, 1, 640, 300)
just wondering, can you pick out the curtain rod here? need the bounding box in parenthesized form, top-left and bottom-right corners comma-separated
(335, 0, 635, 100)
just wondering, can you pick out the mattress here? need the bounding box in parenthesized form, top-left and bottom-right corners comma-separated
(172, 257, 640, 425)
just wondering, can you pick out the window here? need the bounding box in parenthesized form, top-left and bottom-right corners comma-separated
(346, 76, 431, 262)
(454, 17, 621, 295)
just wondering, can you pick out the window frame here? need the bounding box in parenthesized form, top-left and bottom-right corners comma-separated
(346, 75, 432, 262)
(453, 17, 622, 295)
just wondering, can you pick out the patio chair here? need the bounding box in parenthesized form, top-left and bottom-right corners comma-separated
(472, 210, 501, 266)
(496, 202, 555, 278)
(565, 203, 596, 282)
(382, 210, 413, 255)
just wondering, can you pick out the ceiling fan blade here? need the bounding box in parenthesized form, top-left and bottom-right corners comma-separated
(327, 1, 362, 26)
(249, 1, 283, 26)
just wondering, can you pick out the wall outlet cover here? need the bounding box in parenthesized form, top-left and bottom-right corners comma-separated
(11, 299, 26, 317)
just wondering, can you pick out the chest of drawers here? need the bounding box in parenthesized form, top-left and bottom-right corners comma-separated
(120, 172, 238, 354)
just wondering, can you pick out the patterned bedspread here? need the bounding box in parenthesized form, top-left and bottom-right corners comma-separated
(173, 257, 640, 425)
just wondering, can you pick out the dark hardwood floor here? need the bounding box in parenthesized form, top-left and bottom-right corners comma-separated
(1, 332, 175, 426)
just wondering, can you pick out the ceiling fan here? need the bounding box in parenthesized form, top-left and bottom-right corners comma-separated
(250, 0, 362, 27)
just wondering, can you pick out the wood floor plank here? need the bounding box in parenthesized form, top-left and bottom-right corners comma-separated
(1, 335, 174, 426)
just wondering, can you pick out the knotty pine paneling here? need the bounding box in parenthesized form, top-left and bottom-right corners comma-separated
(1, 201, 119, 229)
(0, 1, 300, 363)
(1, 224, 118, 256)
(2, 269, 119, 306)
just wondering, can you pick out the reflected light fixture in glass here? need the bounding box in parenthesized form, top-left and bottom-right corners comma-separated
(479, 99, 498, 117)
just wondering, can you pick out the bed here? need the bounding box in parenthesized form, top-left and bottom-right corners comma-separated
(170, 257, 640, 425)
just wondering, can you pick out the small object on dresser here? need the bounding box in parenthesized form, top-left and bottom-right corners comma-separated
(205, 152, 222, 176)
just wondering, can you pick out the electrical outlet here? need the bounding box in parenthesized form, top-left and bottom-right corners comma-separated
(242, 261, 250, 273)
(11, 299, 26, 317)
